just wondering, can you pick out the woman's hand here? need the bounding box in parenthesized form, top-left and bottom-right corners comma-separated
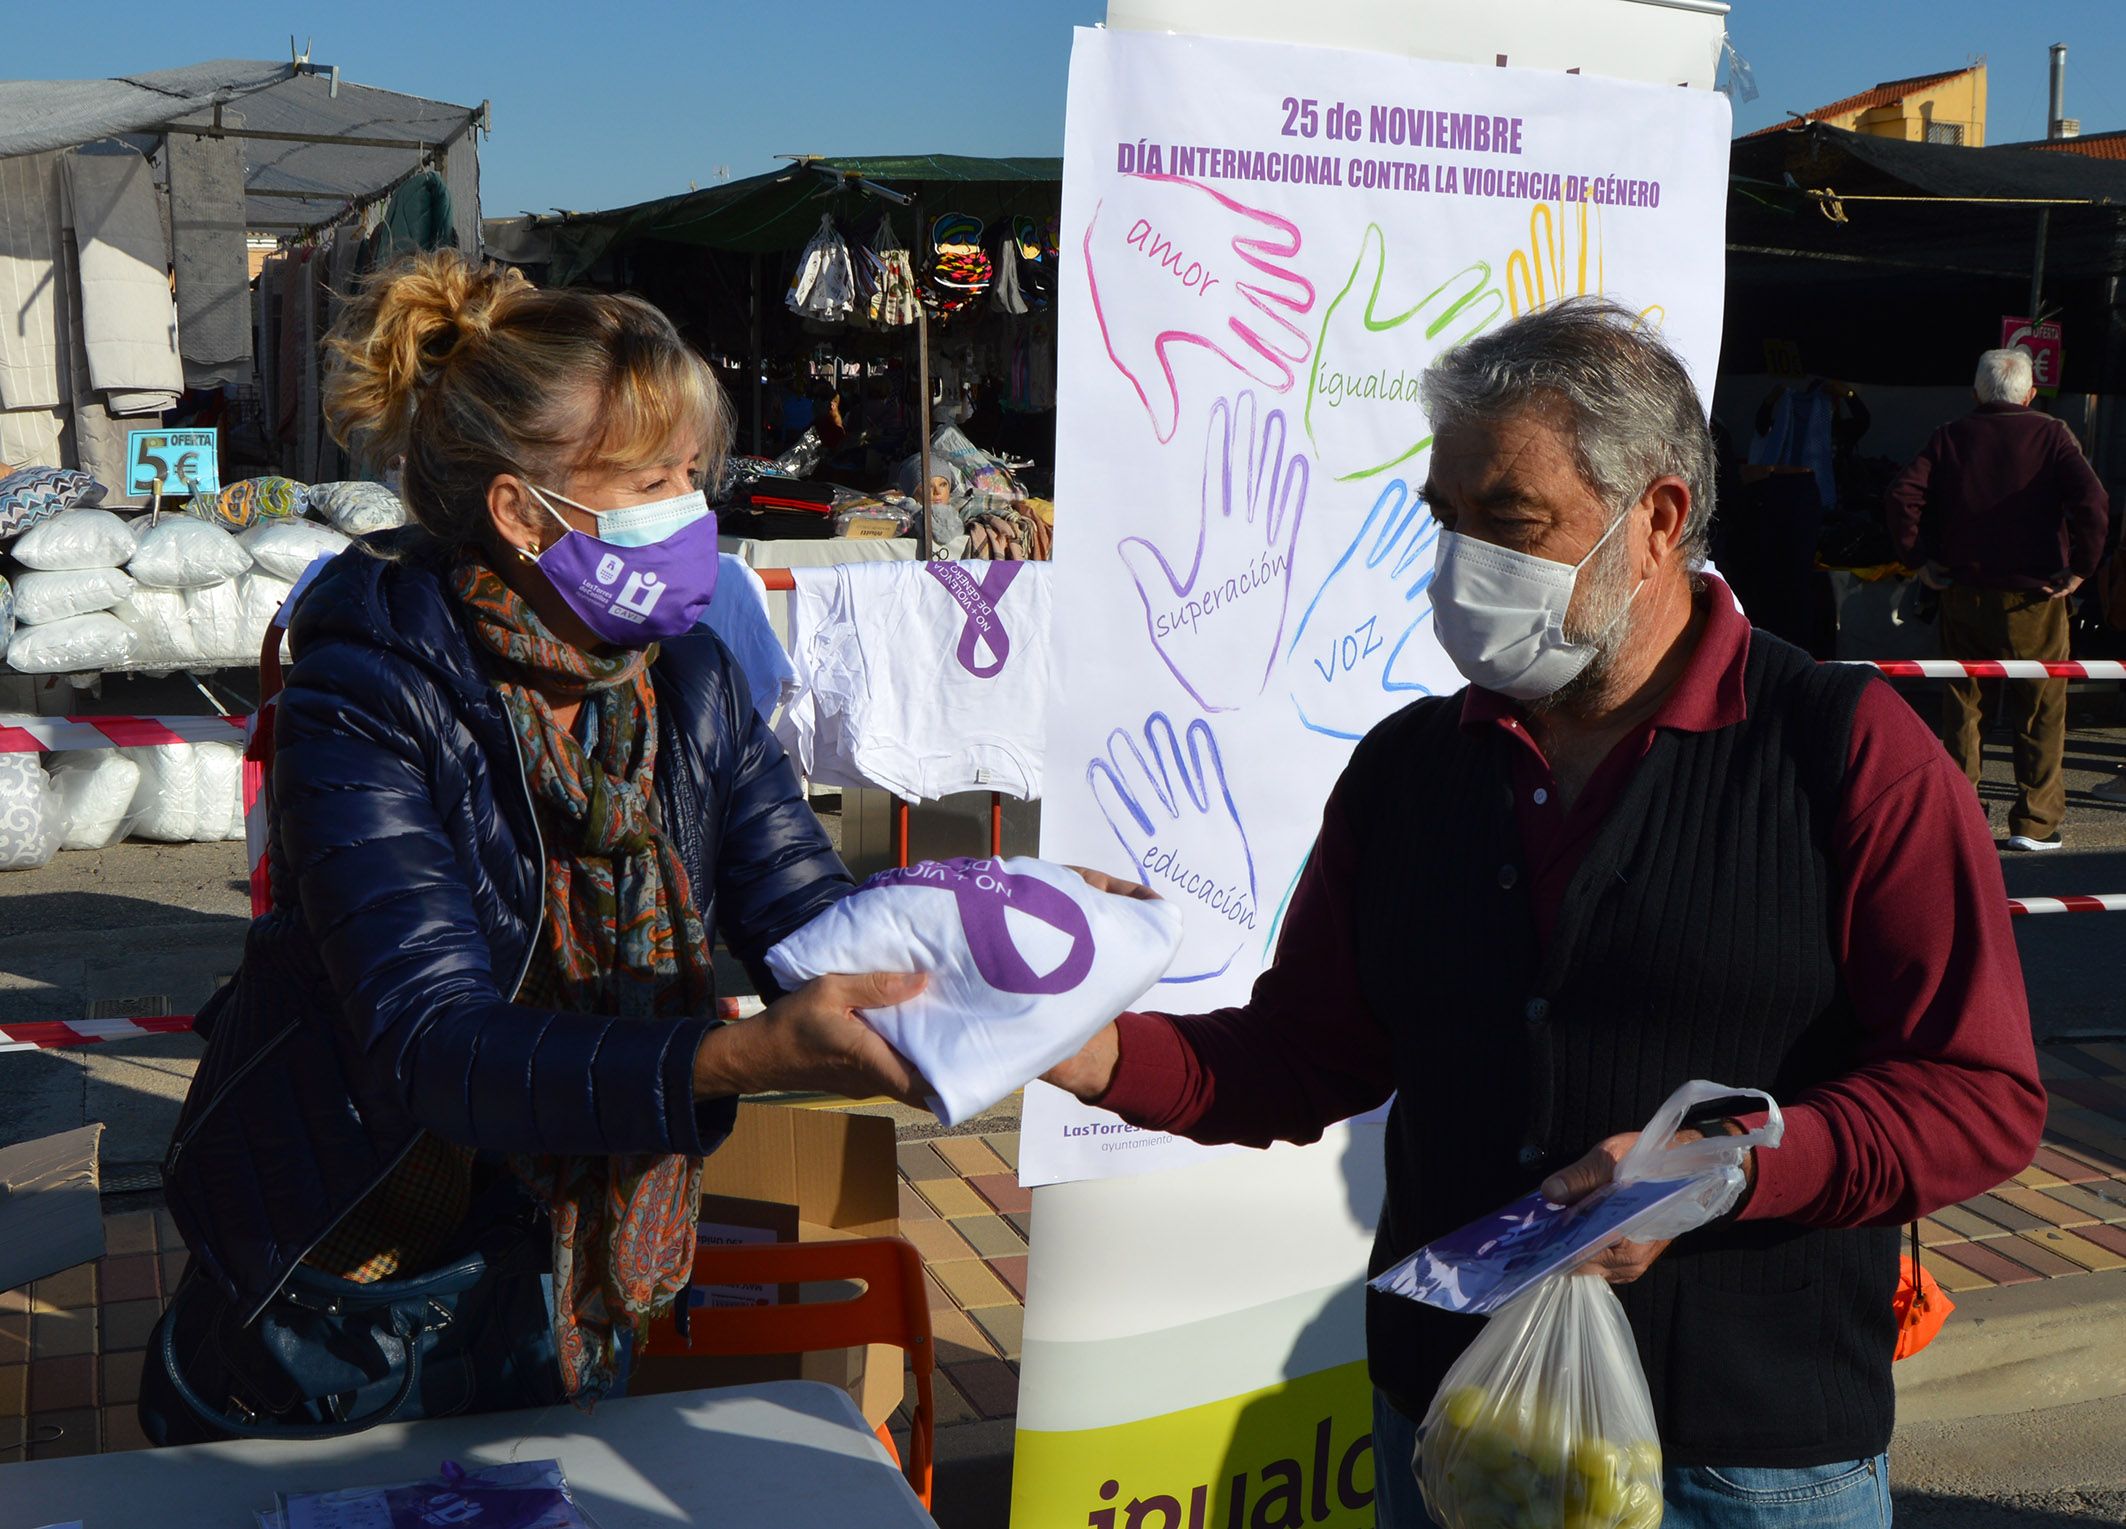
(694, 973, 931, 1107)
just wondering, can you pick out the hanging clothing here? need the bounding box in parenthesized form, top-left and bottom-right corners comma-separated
(0, 150, 69, 414)
(166, 129, 252, 388)
(373, 169, 456, 262)
(60, 141, 182, 416)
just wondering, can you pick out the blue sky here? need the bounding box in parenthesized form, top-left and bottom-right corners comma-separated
(9, 1, 2124, 217)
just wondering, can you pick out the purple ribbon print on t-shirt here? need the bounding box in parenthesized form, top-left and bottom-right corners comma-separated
(925, 561, 1024, 678)
(874, 858, 1095, 996)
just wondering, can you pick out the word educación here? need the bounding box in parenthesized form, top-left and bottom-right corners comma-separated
(1084, 1415, 1375, 1528)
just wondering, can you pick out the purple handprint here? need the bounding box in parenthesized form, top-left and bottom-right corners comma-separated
(1085, 173, 1316, 444)
(1087, 712, 1257, 984)
(1119, 392, 1309, 715)
(872, 858, 1094, 996)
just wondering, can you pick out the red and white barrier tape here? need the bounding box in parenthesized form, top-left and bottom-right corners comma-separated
(0, 713, 247, 752)
(1856, 659, 2126, 681)
(2009, 894, 2126, 916)
(0, 1015, 198, 1054)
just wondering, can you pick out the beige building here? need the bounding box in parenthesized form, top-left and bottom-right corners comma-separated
(1747, 63, 1987, 146)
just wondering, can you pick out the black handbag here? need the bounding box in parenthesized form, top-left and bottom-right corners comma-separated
(140, 1182, 564, 1445)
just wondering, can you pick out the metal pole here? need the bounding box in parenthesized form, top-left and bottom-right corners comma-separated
(2030, 209, 2051, 319)
(918, 302, 934, 560)
(749, 253, 764, 456)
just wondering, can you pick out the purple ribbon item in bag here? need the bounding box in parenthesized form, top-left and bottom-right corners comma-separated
(925, 561, 1024, 678)
(534, 510, 721, 646)
(873, 856, 1094, 996)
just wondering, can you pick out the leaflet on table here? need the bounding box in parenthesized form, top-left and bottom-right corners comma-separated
(1024, 27, 1730, 1187)
(1367, 1177, 1706, 1316)
(262, 1459, 599, 1529)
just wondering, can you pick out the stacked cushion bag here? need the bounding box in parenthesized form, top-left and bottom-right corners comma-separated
(0, 467, 106, 545)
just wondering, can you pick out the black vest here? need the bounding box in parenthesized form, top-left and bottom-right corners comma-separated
(1349, 631, 1900, 1468)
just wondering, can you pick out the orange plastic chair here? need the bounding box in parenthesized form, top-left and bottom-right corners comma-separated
(645, 1235, 936, 1509)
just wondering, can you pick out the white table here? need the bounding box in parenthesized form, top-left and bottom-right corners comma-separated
(0, 1381, 932, 1529)
(718, 535, 917, 570)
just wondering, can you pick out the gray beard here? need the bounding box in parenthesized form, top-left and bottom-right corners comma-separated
(1528, 518, 1639, 716)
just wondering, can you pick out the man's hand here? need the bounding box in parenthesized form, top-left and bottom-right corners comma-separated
(694, 973, 930, 1107)
(2042, 569, 2084, 600)
(1067, 865, 1160, 902)
(1540, 1125, 1752, 1286)
(1918, 561, 1953, 592)
(1041, 1021, 1121, 1104)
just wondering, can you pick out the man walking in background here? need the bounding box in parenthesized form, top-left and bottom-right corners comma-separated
(1886, 348, 2109, 850)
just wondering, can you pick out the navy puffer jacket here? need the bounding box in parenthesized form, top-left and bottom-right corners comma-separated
(164, 532, 850, 1319)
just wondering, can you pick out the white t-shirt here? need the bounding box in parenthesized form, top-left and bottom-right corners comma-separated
(774, 562, 1052, 801)
(764, 856, 1182, 1125)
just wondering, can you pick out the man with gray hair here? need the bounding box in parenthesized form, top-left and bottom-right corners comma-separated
(1886, 347, 2109, 850)
(1051, 300, 2043, 1526)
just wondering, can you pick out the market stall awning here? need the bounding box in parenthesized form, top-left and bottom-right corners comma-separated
(0, 60, 485, 236)
(1729, 123, 2126, 281)
(538, 155, 1062, 282)
(1724, 124, 2126, 389)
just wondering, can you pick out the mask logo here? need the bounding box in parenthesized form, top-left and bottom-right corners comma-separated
(595, 553, 625, 586)
(616, 570, 665, 616)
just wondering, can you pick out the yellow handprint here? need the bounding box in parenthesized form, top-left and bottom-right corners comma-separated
(1504, 198, 1665, 331)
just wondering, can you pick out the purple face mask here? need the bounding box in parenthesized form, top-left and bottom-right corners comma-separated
(527, 484, 720, 645)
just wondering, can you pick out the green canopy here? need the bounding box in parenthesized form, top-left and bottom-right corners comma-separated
(543, 154, 1062, 283)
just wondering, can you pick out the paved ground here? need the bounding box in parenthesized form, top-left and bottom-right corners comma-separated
(2, 715, 2123, 1523)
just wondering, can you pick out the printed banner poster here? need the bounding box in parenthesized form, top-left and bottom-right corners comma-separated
(1023, 26, 1732, 1190)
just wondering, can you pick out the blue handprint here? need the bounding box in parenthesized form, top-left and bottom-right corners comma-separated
(1284, 479, 1457, 740)
(1087, 711, 1258, 984)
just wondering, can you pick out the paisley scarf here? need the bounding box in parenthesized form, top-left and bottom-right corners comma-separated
(452, 550, 714, 1402)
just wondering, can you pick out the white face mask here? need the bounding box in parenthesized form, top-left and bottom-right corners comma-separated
(1429, 509, 1641, 701)
(529, 483, 710, 549)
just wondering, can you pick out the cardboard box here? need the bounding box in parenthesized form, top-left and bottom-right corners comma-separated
(630, 1103, 903, 1427)
(0, 1124, 105, 1293)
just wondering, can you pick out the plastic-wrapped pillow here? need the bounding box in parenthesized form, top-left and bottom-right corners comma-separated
(112, 589, 196, 670)
(0, 573, 13, 651)
(242, 520, 350, 581)
(307, 480, 408, 535)
(46, 749, 142, 851)
(0, 754, 61, 870)
(195, 476, 305, 533)
(0, 466, 107, 544)
(236, 572, 295, 652)
(12, 567, 137, 626)
(192, 741, 246, 842)
(12, 508, 138, 570)
(128, 518, 252, 589)
(185, 579, 246, 660)
(6, 611, 138, 672)
(121, 743, 200, 842)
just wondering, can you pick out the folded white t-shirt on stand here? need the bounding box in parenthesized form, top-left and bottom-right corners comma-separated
(764, 856, 1183, 1125)
(773, 562, 1052, 802)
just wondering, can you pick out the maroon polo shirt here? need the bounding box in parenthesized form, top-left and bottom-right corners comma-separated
(1102, 577, 2044, 1227)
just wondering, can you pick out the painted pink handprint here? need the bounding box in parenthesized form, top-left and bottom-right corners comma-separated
(1119, 392, 1308, 714)
(1085, 173, 1316, 444)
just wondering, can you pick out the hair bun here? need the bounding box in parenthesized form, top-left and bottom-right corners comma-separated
(322, 251, 528, 461)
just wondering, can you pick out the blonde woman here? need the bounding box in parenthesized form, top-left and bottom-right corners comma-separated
(144, 252, 921, 1443)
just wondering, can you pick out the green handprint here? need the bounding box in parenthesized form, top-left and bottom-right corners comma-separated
(1303, 225, 1503, 483)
